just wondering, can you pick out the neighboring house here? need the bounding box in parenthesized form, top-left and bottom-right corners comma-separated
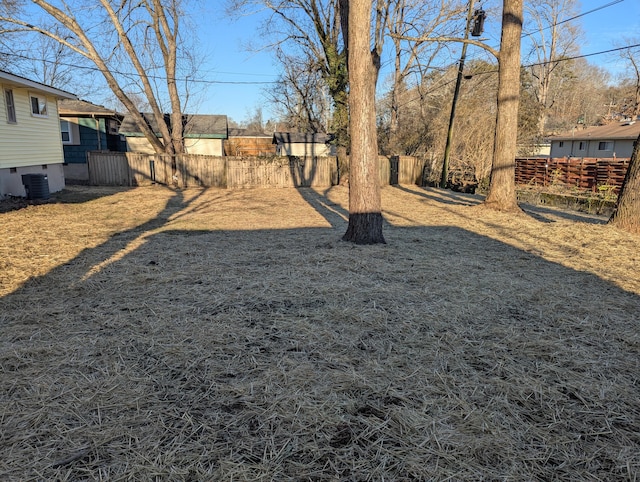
(0, 70, 76, 198)
(549, 120, 640, 159)
(58, 99, 127, 182)
(225, 127, 275, 156)
(272, 132, 336, 157)
(119, 113, 228, 155)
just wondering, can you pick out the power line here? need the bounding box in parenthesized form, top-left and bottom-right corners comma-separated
(525, 43, 640, 68)
(521, 0, 626, 39)
(6, 40, 637, 89)
(0, 51, 280, 85)
(4, 40, 637, 106)
(393, 42, 639, 111)
(400, 0, 630, 81)
(1, 0, 630, 87)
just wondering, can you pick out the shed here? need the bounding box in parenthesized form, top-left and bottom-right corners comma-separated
(272, 132, 335, 157)
(225, 127, 275, 156)
(119, 113, 228, 155)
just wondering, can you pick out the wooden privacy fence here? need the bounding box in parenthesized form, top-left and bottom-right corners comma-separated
(515, 157, 630, 193)
(227, 156, 337, 188)
(88, 153, 226, 187)
(379, 155, 425, 187)
(87, 152, 425, 188)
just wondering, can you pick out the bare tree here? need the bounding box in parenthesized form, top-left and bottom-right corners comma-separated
(1, 23, 101, 99)
(267, 50, 331, 133)
(25, 27, 75, 87)
(543, 58, 610, 129)
(618, 41, 640, 118)
(483, 0, 523, 212)
(0, 0, 195, 157)
(608, 132, 640, 234)
(228, 0, 349, 177)
(589, 31, 640, 231)
(384, 0, 462, 154)
(517, 66, 544, 153)
(390, 60, 498, 184)
(523, 0, 582, 136)
(342, 0, 385, 244)
(390, 1, 523, 210)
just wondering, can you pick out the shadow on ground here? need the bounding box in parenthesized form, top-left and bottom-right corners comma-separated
(1, 188, 638, 480)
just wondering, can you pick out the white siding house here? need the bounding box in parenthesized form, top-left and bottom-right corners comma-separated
(0, 70, 77, 198)
(549, 120, 640, 159)
(272, 132, 336, 157)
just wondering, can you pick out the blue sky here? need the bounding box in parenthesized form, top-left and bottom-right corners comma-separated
(5, 1, 635, 123)
(190, 6, 280, 123)
(579, 0, 640, 70)
(189, 0, 640, 122)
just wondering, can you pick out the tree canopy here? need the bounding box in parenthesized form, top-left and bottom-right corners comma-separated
(1, 0, 199, 156)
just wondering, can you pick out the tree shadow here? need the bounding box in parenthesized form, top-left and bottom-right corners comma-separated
(295, 187, 349, 229)
(519, 202, 609, 224)
(1, 216, 638, 480)
(288, 156, 317, 188)
(391, 184, 484, 206)
(392, 184, 609, 225)
(54, 186, 137, 204)
(0, 186, 138, 213)
(4, 188, 204, 294)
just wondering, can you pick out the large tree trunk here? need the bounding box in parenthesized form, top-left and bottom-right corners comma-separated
(150, 0, 184, 184)
(342, 0, 385, 244)
(97, 0, 174, 153)
(609, 133, 640, 234)
(483, 0, 523, 212)
(11, 0, 188, 158)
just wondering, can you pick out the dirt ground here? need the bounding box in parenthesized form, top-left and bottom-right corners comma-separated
(1, 184, 638, 481)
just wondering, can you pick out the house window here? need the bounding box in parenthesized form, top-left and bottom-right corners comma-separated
(559, 141, 564, 148)
(107, 119, 119, 135)
(60, 120, 71, 143)
(598, 141, 613, 151)
(4, 89, 16, 123)
(578, 141, 585, 151)
(29, 93, 48, 117)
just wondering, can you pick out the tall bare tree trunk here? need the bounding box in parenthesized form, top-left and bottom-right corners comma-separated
(483, 0, 523, 212)
(149, 0, 184, 155)
(4, 0, 188, 157)
(342, 0, 385, 244)
(97, 0, 174, 154)
(609, 133, 640, 234)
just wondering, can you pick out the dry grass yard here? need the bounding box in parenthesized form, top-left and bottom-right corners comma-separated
(1, 184, 639, 481)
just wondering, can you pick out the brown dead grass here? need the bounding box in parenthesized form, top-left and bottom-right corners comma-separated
(1, 184, 638, 481)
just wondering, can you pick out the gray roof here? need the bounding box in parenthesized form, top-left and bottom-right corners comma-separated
(0, 69, 77, 99)
(272, 132, 334, 144)
(120, 113, 228, 139)
(58, 99, 122, 117)
(551, 121, 640, 141)
(228, 127, 273, 138)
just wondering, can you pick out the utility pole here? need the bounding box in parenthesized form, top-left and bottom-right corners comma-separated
(440, 1, 476, 188)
